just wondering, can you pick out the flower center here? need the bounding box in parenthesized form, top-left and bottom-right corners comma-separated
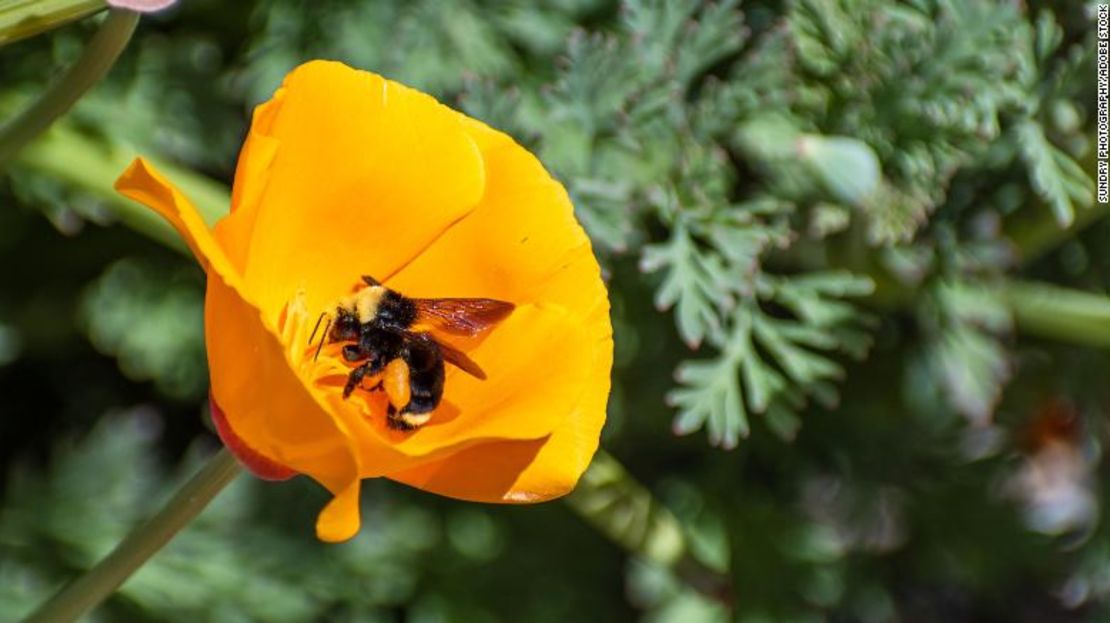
(277, 290, 391, 424)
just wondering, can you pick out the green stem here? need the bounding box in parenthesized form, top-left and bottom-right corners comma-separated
(23, 449, 241, 623)
(1004, 199, 1110, 267)
(999, 279, 1110, 348)
(1002, 149, 1106, 266)
(0, 8, 138, 169)
(565, 451, 733, 603)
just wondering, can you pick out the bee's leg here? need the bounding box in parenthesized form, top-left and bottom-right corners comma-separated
(342, 364, 371, 399)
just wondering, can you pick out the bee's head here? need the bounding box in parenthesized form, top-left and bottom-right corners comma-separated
(329, 309, 361, 342)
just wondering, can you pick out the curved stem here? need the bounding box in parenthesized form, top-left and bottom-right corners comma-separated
(0, 8, 138, 170)
(23, 449, 242, 623)
(565, 451, 733, 604)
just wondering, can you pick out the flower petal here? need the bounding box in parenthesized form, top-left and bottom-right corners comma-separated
(385, 115, 613, 501)
(388, 304, 591, 456)
(215, 103, 280, 272)
(114, 158, 229, 278)
(389, 438, 548, 501)
(209, 396, 295, 481)
(315, 479, 362, 542)
(115, 157, 366, 539)
(388, 312, 613, 502)
(203, 278, 361, 482)
(386, 116, 603, 321)
(220, 60, 487, 320)
(106, 0, 176, 12)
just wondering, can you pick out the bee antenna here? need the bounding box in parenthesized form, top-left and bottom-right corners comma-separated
(308, 311, 327, 345)
(361, 275, 381, 286)
(313, 317, 332, 362)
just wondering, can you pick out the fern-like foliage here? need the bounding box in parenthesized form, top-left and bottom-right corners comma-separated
(0, 414, 445, 622)
(80, 258, 207, 400)
(669, 272, 874, 447)
(919, 280, 1013, 425)
(466, 0, 877, 445)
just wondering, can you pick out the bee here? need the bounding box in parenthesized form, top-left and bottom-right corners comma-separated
(311, 276, 514, 431)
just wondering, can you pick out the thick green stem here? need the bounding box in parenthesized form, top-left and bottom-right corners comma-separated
(565, 451, 733, 603)
(999, 280, 1110, 348)
(23, 449, 241, 623)
(1004, 200, 1110, 267)
(0, 8, 138, 169)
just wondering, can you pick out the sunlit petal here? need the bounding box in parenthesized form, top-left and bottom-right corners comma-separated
(222, 60, 487, 322)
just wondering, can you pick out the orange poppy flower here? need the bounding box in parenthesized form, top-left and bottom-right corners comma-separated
(113, 60, 612, 542)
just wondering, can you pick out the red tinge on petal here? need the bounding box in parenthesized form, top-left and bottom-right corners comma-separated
(209, 395, 297, 481)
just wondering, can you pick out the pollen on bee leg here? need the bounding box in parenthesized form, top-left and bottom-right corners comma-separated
(382, 358, 412, 409)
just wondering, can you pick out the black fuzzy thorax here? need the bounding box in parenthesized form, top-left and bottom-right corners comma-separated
(374, 290, 417, 331)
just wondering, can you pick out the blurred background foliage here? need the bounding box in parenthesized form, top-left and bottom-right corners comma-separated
(0, 0, 1107, 620)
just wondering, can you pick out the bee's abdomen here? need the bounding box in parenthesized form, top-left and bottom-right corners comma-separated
(403, 335, 445, 415)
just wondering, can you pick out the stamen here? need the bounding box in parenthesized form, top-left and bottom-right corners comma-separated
(308, 311, 327, 344)
(314, 318, 331, 362)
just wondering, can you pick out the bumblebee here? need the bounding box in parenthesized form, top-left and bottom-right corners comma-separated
(313, 276, 514, 430)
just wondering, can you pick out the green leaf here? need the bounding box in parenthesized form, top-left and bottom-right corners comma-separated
(670, 349, 749, 448)
(669, 273, 874, 446)
(920, 280, 1013, 424)
(860, 183, 933, 245)
(571, 177, 640, 253)
(81, 258, 207, 400)
(927, 325, 1009, 426)
(621, 0, 745, 85)
(0, 413, 451, 621)
(1016, 119, 1094, 227)
(791, 0, 856, 77)
(0, 0, 103, 47)
(1032, 9, 1063, 64)
(14, 119, 230, 250)
(641, 224, 732, 349)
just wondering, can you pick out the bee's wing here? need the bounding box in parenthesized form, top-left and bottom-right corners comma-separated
(411, 298, 515, 336)
(437, 340, 487, 380)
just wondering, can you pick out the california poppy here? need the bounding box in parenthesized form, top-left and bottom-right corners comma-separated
(114, 60, 612, 542)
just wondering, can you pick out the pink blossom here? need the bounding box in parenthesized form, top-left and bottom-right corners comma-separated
(106, 0, 177, 12)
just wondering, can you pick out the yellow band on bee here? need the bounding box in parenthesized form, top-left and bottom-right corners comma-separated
(338, 286, 386, 323)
